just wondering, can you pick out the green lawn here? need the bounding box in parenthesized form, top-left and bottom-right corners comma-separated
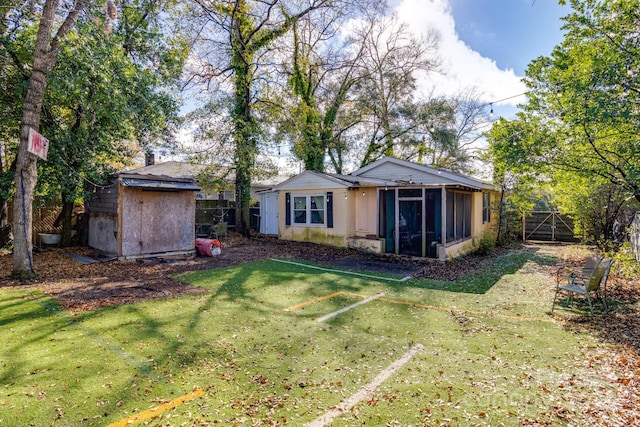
(0, 248, 623, 426)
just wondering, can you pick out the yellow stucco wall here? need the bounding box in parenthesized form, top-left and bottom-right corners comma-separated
(279, 188, 356, 248)
(354, 188, 378, 237)
(476, 189, 500, 237)
(278, 187, 501, 258)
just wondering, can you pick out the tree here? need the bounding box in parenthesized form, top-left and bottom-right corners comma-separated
(488, 0, 640, 246)
(398, 88, 490, 175)
(523, 0, 640, 202)
(13, 0, 90, 278)
(277, 3, 378, 173)
(188, 0, 330, 236)
(0, 0, 27, 246)
(486, 116, 550, 243)
(37, 0, 187, 246)
(357, 12, 439, 166)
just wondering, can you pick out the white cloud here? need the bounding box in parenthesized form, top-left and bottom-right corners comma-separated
(394, 0, 526, 106)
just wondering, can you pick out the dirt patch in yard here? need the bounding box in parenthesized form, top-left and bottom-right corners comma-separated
(0, 233, 494, 313)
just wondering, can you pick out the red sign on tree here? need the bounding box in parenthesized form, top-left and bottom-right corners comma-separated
(27, 127, 49, 161)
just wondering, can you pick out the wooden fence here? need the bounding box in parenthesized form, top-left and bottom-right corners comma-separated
(7, 202, 63, 245)
(522, 211, 579, 242)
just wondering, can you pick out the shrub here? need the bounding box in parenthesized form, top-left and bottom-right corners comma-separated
(474, 232, 496, 256)
(606, 241, 640, 280)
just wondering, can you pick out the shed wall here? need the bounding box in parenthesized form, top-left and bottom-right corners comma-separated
(120, 188, 195, 257)
(87, 182, 119, 253)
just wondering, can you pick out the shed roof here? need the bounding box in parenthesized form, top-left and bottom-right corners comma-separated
(119, 175, 201, 191)
(124, 161, 288, 187)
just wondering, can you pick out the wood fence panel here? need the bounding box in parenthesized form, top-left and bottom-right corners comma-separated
(523, 211, 579, 242)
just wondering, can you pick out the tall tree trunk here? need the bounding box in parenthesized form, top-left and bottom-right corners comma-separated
(60, 200, 74, 247)
(13, 69, 53, 277)
(232, 48, 255, 237)
(12, 0, 88, 277)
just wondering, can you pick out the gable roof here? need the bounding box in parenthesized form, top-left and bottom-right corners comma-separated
(273, 170, 396, 191)
(352, 156, 497, 191)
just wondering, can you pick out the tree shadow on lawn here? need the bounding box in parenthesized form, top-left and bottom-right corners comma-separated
(556, 279, 640, 353)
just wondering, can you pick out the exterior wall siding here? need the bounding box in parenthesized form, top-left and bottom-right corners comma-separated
(88, 212, 118, 254)
(355, 188, 377, 237)
(120, 187, 196, 258)
(279, 188, 353, 247)
(272, 158, 501, 260)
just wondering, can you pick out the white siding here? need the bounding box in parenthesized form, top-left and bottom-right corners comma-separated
(259, 191, 279, 235)
(357, 163, 459, 186)
(275, 171, 349, 191)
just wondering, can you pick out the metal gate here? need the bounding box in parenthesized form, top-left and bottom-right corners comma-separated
(522, 211, 579, 242)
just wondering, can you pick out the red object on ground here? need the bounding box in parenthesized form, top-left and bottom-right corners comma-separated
(195, 238, 221, 256)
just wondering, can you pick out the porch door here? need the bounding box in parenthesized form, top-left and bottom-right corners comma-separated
(399, 199, 423, 256)
(378, 190, 396, 253)
(424, 190, 441, 258)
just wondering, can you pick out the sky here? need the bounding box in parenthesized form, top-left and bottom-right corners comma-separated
(391, 0, 571, 118)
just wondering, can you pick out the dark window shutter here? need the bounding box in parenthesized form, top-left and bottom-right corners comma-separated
(285, 192, 291, 226)
(326, 192, 333, 228)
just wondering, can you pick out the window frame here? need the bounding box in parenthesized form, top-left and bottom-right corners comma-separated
(292, 194, 326, 226)
(482, 192, 491, 224)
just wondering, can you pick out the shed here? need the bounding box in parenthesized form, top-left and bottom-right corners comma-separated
(87, 173, 200, 259)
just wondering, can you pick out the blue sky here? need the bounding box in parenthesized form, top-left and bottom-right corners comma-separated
(449, 0, 570, 76)
(392, 0, 571, 117)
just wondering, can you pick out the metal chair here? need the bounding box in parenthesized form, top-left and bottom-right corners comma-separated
(552, 258, 614, 314)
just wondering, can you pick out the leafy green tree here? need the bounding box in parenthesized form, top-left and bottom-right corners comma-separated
(523, 0, 640, 202)
(485, 116, 549, 242)
(488, 0, 640, 246)
(551, 172, 635, 247)
(4, 0, 187, 276)
(37, 1, 187, 246)
(0, 0, 28, 246)
(188, 0, 330, 236)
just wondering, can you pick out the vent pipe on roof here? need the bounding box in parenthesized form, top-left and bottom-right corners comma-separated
(145, 152, 155, 166)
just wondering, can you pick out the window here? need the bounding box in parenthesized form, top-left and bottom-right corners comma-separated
(482, 192, 491, 223)
(293, 195, 325, 225)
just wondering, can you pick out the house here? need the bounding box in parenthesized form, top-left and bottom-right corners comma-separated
(87, 173, 200, 259)
(270, 156, 500, 260)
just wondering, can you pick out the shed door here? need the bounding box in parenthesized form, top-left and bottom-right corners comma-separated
(121, 189, 195, 257)
(260, 192, 279, 235)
